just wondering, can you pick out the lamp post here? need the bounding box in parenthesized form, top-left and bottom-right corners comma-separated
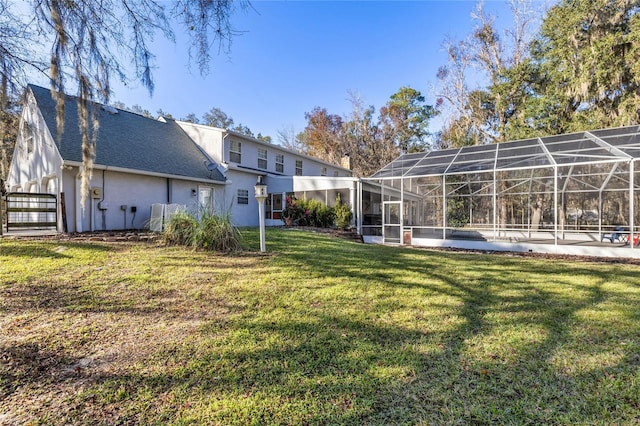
(254, 175, 268, 252)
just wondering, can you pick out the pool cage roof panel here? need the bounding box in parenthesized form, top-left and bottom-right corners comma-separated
(369, 125, 640, 179)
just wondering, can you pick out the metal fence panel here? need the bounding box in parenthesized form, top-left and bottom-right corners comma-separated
(5, 192, 57, 231)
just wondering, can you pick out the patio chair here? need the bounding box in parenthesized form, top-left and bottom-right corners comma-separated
(602, 226, 626, 243)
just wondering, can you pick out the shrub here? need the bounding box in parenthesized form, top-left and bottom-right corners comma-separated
(334, 194, 353, 230)
(282, 196, 335, 228)
(298, 198, 335, 228)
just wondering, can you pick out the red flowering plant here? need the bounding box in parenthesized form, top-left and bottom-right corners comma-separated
(281, 195, 306, 225)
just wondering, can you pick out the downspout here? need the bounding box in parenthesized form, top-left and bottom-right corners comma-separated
(90, 182, 94, 232)
(75, 166, 83, 233)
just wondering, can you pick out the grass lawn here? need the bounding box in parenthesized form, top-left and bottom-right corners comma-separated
(1, 228, 640, 425)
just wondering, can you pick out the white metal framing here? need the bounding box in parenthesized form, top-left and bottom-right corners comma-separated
(365, 126, 640, 252)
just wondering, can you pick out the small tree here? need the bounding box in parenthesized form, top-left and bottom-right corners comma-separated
(334, 194, 353, 230)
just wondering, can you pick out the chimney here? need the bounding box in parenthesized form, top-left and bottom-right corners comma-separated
(340, 153, 352, 170)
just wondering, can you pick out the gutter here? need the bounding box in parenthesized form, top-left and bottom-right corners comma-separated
(63, 161, 225, 185)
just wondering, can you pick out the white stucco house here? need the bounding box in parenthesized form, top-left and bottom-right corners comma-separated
(5, 84, 360, 233)
(176, 121, 357, 227)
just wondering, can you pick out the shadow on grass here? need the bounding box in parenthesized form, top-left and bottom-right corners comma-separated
(0, 341, 73, 397)
(0, 241, 114, 259)
(229, 228, 640, 423)
(3, 230, 639, 424)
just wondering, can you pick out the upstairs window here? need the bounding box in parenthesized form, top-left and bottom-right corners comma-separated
(258, 148, 268, 169)
(333, 170, 339, 177)
(237, 189, 249, 205)
(276, 154, 284, 173)
(230, 140, 242, 163)
(22, 122, 34, 157)
(295, 160, 303, 176)
(321, 167, 327, 176)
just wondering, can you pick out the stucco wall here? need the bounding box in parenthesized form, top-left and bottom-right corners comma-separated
(224, 169, 263, 227)
(61, 169, 222, 233)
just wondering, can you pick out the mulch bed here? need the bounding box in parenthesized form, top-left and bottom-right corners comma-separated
(2, 230, 160, 243)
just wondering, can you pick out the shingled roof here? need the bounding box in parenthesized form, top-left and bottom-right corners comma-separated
(29, 84, 225, 183)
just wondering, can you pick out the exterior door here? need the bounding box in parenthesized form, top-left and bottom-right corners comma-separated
(383, 201, 401, 244)
(198, 186, 214, 215)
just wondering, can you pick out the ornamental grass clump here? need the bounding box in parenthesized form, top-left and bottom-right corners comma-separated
(163, 210, 243, 252)
(192, 211, 243, 252)
(162, 211, 197, 246)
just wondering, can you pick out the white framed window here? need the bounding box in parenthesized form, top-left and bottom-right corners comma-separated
(21, 122, 34, 157)
(237, 189, 249, 205)
(258, 148, 268, 169)
(321, 167, 327, 176)
(333, 170, 339, 177)
(230, 140, 241, 163)
(295, 159, 303, 176)
(276, 154, 284, 173)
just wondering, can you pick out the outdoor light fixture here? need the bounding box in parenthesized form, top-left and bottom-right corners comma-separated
(254, 175, 267, 252)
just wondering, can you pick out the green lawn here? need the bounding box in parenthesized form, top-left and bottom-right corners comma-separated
(1, 228, 639, 425)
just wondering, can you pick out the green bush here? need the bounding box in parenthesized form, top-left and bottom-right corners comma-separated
(282, 195, 336, 228)
(334, 194, 353, 230)
(163, 210, 243, 252)
(298, 198, 335, 228)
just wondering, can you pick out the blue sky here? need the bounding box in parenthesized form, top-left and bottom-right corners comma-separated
(109, 1, 526, 142)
